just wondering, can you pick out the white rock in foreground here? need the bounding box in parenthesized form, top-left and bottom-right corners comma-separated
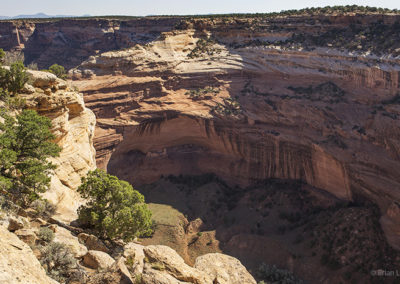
(0, 226, 58, 284)
(194, 253, 257, 284)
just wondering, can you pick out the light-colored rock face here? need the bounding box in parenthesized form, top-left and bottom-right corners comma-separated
(123, 242, 145, 275)
(26, 70, 58, 88)
(143, 245, 213, 284)
(194, 253, 256, 284)
(83, 250, 115, 270)
(22, 70, 97, 222)
(0, 226, 58, 284)
(53, 226, 88, 258)
(122, 245, 256, 284)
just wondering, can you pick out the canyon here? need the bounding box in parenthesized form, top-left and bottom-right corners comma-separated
(1, 11, 400, 283)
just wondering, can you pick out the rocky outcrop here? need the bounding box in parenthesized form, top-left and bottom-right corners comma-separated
(122, 244, 256, 284)
(0, 202, 255, 284)
(83, 250, 115, 270)
(143, 245, 212, 284)
(21, 70, 96, 222)
(78, 233, 109, 253)
(0, 226, 58, 284)
(194, 253, 256, 284)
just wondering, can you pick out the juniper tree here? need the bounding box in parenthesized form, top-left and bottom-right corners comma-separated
(48, 64, 66, 79)
(77, 169, 153, 241)
(0, 110, 61, 205)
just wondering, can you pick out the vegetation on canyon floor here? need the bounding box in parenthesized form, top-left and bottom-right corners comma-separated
(142, 174, 400, 283)
(258, 263, 304, 284)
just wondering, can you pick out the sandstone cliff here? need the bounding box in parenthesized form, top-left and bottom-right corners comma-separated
(0, 224, 59, 284)
(20, 70, 97, 222)
(71, 25, 400, 220)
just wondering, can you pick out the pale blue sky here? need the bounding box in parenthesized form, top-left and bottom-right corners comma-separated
(1, 0, 399, 17)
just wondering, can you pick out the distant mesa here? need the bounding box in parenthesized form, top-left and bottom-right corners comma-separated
(0, 13, 91, 20)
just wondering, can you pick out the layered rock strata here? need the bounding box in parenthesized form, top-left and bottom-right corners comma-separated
(70, 24, 400, 247)
(0, 17, 181, 68)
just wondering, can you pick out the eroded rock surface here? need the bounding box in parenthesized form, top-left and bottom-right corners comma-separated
(21, 71, 97, 222)
(194, 253, 257, 284)
(83, 250, 115, 270)
(0, 226, 58, 284)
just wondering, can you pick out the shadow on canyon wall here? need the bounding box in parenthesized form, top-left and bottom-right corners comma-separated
(132, 174, 399, 284)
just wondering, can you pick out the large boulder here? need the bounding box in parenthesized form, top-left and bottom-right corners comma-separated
(7, 216, 27, 232)
(194, 253, 256, 284)
(143, 245, 212, 284)
(78, 233, 109, 253)
(0, 226, 58, 284)
(26, 70, 58, 88)
(83, 257, 134, 284)
(14, 229, 37, 247)
(141, 268, 190, 284)
(83, 250, 115, 270)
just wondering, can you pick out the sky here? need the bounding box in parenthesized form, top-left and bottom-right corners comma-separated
(0, 0, 399, 17)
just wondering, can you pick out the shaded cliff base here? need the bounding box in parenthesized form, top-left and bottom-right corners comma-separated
(138, 174, 400, 284)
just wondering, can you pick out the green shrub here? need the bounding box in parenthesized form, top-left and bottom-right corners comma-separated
(38, 227, 55, 243)
(39, 242, 78, 282)
(30, 199, 56, 218)
(48, 64, 66, 79)
(185, 87, 219, 99)
(0, 110, 61, 206)
(77, 169, 153, 241)
(0, 194, 18, 213)
(187, 38, 221, 58)
(134, 274, 143, 284)
(151, 262, 165, 271)
(0, 61, 28, 95)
